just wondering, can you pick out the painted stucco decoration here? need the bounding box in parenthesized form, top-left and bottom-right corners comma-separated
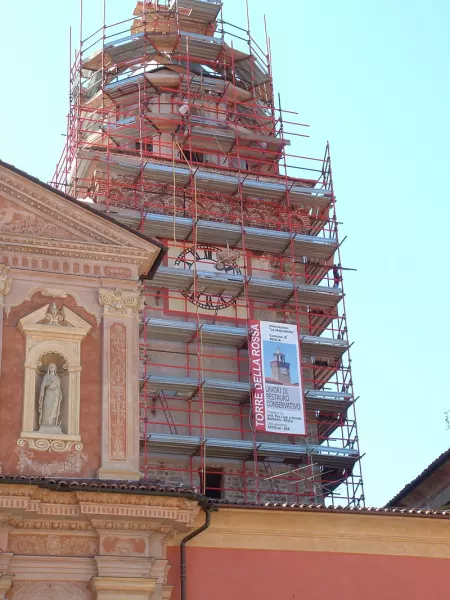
(109, 323, 127, 462)
(16, 446, 87, 476)
(9, 534, 98, 556)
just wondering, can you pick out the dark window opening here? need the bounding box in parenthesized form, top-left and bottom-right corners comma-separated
(135, 140, 153, 154)
(203, 470, 223, 499)
(182, 149, 204, 163)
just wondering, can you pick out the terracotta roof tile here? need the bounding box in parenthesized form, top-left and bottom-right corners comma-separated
(0, 475, 198, 497)
(212, 498, 450, 518)
(1, 476, 449, 517)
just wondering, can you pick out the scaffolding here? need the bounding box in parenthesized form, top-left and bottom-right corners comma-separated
(53, 0, 364, 507)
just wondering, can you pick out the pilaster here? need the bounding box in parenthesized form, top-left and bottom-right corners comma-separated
(0, 264, 12, 383)
(98, 287, 144, 480)
(0, 552, 14, 599)
(0, 575, 13, 600)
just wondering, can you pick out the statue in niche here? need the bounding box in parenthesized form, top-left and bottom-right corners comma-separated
(38, 363, 63, 432)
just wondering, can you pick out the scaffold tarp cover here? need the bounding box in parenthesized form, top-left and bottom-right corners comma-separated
(249, 320, 306, 435)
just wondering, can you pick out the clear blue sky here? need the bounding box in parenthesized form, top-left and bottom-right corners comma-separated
(1, 0, 449, 506)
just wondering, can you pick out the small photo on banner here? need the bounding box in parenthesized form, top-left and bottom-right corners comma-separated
(249, 320, 306, 436)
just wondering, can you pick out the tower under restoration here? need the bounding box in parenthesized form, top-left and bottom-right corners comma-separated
(53, 0, 363, 506)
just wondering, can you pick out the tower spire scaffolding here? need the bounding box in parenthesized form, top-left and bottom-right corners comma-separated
(52, 0, 364, 507)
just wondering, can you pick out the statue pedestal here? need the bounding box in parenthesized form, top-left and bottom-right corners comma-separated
(38, 425, 62, 435)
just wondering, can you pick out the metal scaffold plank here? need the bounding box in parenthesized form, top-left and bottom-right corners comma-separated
(145, 266, 343, 309)
(141, 433, 359, 467)
(93, 205, 338, 261)
(76, 151, 333, 209)
(140, 374, 352, 413)
(140, 318, 349, 359)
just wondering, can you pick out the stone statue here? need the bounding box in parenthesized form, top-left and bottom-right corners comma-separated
(38, 363, 63, 431)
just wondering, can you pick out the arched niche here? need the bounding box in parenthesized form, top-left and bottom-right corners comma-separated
(18, 304, 91, 451)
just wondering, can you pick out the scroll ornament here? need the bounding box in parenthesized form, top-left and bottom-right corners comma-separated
(99, 287, 144, 317)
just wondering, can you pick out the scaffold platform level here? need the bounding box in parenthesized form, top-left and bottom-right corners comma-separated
(83, 29, 270, 85)
(141, 317, 349, 359)
(146, 266, 343, 307)
(76, 151, 332, 208)
(141, 433, 359, 468)
(141, 374, 353, 413)
(167, 0, 223, 22)
(93, 206, 337, 260)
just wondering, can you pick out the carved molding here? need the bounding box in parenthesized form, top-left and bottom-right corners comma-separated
(0, 486, 197, 508)
(99, 287, 144, 318)
(91, 520, 166, 532)
(75, 492, 194, 509)
(104, 267, 132, 278)
(8, 517, 93, 531)
(0, 233, 148, 265)
(79, 503, 190, 521)
(17, 437, 83, 453)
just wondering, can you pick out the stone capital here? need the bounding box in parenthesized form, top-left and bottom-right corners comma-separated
(99, 287, 144, 319)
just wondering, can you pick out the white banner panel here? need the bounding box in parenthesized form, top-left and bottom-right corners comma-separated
(249, 320, 306, 436)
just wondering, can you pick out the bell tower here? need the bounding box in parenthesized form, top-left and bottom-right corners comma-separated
(270, 348, 291, 384)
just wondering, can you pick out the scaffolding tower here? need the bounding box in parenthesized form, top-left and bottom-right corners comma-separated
(53, 0, 364, 507)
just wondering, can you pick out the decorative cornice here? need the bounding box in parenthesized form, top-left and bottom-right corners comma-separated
(99, 287, 144, 318)
(75, 492, 193, 509)
(0, 173, 132, 247)
(0, 235, 148, 265)
(91, 520, 167, 532)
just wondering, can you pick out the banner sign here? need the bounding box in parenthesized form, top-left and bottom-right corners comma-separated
(249, 320, 306, 436)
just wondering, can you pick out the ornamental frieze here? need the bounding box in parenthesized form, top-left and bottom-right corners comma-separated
(8, 534, 98, 556)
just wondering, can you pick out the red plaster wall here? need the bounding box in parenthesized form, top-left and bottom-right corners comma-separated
(0, 293, 101, 477)
(167, 546, 450, 600)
